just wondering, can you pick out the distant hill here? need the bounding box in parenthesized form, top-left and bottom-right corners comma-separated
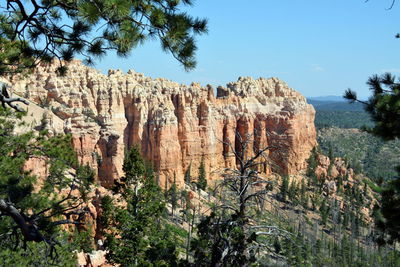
(307, 99, 365, 111)
(308, 98, 371, 129)
(307, 95, 346, 102)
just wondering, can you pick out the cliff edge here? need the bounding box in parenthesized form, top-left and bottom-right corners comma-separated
(11, 60, 316, 187)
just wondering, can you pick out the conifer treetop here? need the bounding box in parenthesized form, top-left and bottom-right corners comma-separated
(0, 0, 208, 75)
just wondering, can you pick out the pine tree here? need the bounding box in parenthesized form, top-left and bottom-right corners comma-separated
(122, 145, 146, 186)
(327, 162, 334, 178)
(343, 206, 350, 230)
(288, 180, 298, 205)
(320, 199, 330, 226)
(328, 143, 334, 161)
(185, 163, 192, 185)
(340, 235, 351, 265)
(273, 238, 281, 254)
(345, 73, 400, 141)
(306, 147, 318, 177)
(280, 175, 290, 202)
(164, 175, 169, 198)
(197, 156, 207, 190)
(300, 179, 308, 208)
(337, 175, 343, 193)
(0, 0, 208, 76)
(99, 195, 115, 231)
(314, 239, 324, 265)
(180, 189, 189, 211)
(105, 146, 179, 266)
(168, 173, 178, 217)
(0, 108, 94, 261)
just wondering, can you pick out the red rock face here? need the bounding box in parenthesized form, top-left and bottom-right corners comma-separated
(12, 60, 317, 188)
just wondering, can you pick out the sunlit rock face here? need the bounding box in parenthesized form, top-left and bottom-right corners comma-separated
(12, 60, 316, 188)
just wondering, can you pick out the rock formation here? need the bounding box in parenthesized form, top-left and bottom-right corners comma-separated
(314, 154, 354, 181)
(11, 60, 316, 188)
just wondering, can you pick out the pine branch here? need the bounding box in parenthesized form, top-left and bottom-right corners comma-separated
(0, 85, 29, 112)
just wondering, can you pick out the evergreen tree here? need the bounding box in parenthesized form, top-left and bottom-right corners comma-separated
(313, 239, 324, 266)
(327, 162, 334, 177)
(340, 235, 351, 264)
(273, 238, 281, 254)
(328, 143, 334, 161)
(300, 179, 308, 208)
(168, 173, 178, 216)
(164, 175, 169, 198)
(345, 73, 400, 141)
(288, 180, 298, 205)
(185, 162, 192, 185)
(99, 195, 115, 231)
(0, 0, 207, 76)
(320, 199, 330, 226)
(180, 189, 189, 211)
(306, 147, 318, 177)
(197, 156, 207, 190)
(105, 146, 179, 266)
(343, 206, 350, 230)
(122, 145, 146, 186)
(345, 73, 400, 243)
(280, 175, 289, 202)
(337, 175, 343, 193)
(0, 108, 94, 262)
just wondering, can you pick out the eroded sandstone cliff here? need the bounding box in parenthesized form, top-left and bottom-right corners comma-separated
(11, 60, 316, 187)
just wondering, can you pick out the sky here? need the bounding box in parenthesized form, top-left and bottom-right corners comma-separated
(92, 0, 399, 99)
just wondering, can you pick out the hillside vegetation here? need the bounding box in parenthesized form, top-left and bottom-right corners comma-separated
(317, 128, 400, 182)
(157, 149, 400, 266)
(311, 99, 400, 182)
(308, 99, 372, 129)
(315, 111, 372, 129)
(1, 98, 400, 266)
(308, 99, 365, 111)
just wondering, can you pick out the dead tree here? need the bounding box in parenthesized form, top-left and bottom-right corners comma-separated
(191, 131, 293, 266)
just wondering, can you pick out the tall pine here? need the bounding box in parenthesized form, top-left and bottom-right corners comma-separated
(197, 156, 207, 190)
(105, 146, 179, 266)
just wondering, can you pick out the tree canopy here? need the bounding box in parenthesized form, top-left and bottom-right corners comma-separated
(345, 73, 400, 141)
(0, 108, 94, 262)
(0, 0, 207, 75)
(105, 146, 179, 266)
(344, 73, 400, 244)
(0, 0, 207, 263)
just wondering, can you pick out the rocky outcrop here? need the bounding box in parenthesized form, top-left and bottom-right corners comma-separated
(11, 60, 316, 188)
(77, 250, 110, 267)
(314, 155, 354, 181)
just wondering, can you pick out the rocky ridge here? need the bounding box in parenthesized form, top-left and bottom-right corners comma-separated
(10, 60, 316, 188)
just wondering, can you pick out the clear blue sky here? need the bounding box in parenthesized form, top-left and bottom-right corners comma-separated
(94, 0, 399, 99)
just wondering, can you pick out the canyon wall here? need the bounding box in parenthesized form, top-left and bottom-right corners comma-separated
(11, 60, 316, 188)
